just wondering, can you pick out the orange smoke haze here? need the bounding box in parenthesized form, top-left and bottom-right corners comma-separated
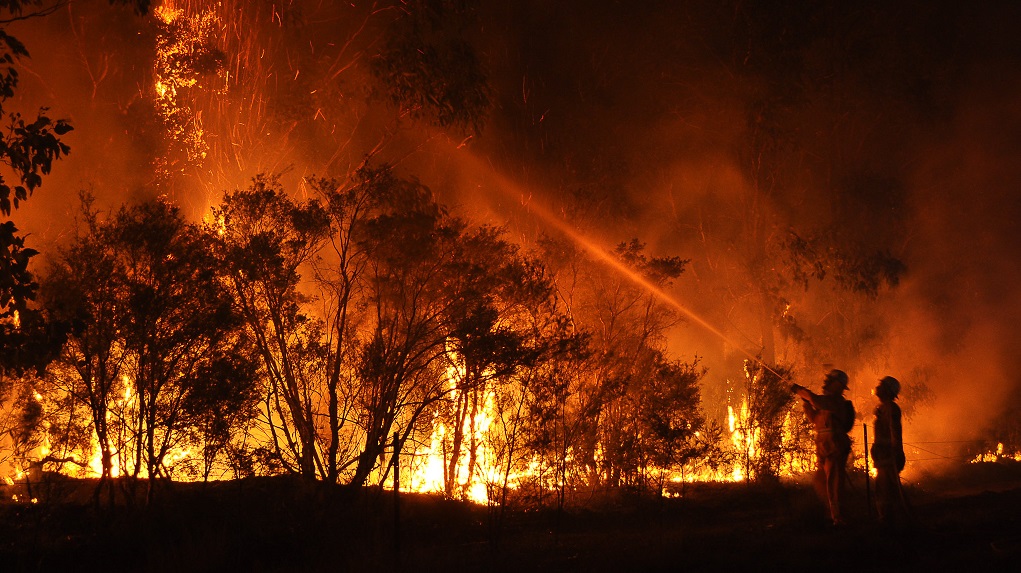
(5, 0, 1021, 473)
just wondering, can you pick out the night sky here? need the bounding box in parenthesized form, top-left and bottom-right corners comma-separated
(9, 0, 1021, 459)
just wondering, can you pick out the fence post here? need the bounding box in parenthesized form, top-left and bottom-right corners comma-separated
(863, 422, 872, 518)
(393, 431, 401, 556)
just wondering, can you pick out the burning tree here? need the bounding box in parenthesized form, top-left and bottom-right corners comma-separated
(213, 175, 332, 480)
(347, 168, 511, 489)
(729, 360, 811, 482)
(519, 234, 715, 498)
(40, 196, 259, 503)
(637, 353, 715, 493)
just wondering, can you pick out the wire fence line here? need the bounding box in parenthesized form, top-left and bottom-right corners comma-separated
(854, 422, 1019, 464)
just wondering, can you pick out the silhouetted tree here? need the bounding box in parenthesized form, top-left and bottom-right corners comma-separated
(42, 195, 128, 504)
(689, 1, 915, 371)
(347, 171, 462, 488)
(638, 353, 710, 490)
(347, 168, 542, 489)
(181, 341, 261, 482)
(576, 239, 689, 488)
(108, 198, 248, 501)
(314, 168, 393, 483)
(431, 226, 562, 499)
(212, 175, 330, 480)
(0, 0, 153, 479)
(40, 195, 257, 502)
(0, 2, 73, 383)
(524, 234, 709, 498)
(371, 0, 491, 134)
(481, 263, 581, 521)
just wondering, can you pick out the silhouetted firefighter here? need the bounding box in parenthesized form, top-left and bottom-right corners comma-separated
(792, 369, 855, 525)
(871, 376, 906, 523)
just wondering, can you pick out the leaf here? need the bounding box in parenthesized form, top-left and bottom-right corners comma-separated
(0, 30, 29, 58)
(53, 121, 73, 135)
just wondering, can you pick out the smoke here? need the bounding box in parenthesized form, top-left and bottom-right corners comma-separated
(5, 0, 1021, 460)
(465, 0, 1021, 456)
(884, 66, 1021, 445)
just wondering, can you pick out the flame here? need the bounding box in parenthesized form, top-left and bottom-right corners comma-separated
(405, 363, 505, 504)
(0, 343, 829, 498)
(88, 444, 121, 478)
(203, 210, 227, 236)
(402, 377, 818, 501)
(155, 2, 184, 25)
(970, 442, 1021, 463)
(407, 417, 449, 494)
(152, 0, 223, 184)
(401, 363, 802, 502)
(728, 400, 756, 482)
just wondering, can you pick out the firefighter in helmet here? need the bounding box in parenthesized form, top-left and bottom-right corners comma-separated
(792, 369, 856, 525)
(871, 376, 906, 522)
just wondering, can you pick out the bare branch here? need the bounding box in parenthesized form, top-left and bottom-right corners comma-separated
(0, 1, 69, 25)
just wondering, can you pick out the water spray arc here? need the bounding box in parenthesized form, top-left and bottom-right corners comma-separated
(464, 154, 778, 374)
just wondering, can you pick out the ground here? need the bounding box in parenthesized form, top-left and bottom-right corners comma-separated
(1, 463, 1019, 572)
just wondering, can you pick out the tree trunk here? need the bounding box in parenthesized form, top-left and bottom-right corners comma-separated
(464, 388, 481, 498)
(445, 386, 469, 496)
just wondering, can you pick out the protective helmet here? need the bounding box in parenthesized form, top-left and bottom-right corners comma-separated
(878, 376, 901, 399)
(825, 369, 849, 390)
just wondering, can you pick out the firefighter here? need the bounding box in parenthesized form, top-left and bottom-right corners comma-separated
(871, 376, 906, 523)
(792, 369, 855, 525)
